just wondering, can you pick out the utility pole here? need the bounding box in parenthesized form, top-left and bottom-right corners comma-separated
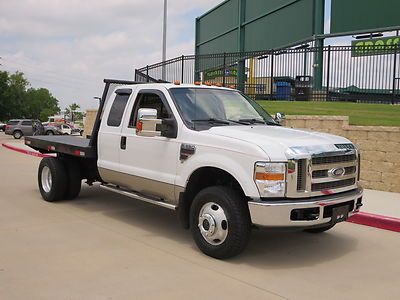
(162, 0, 167, 80)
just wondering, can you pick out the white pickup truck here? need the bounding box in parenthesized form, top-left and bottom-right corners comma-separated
(25, 79, 363, 259)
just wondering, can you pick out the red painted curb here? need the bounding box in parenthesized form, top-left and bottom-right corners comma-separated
(1, 143, 52, 158)
(347, 212, 400, 233)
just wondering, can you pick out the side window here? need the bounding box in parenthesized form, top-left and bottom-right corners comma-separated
(7, 120, 18, 125)
(21, 121, 32, 126)
(107, 93, 130, 127)
(129, 93, 171, 127)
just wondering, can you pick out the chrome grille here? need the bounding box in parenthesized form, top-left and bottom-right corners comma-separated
(312, 154, 356, 165)
(287, 150, 358, 198)
(296, 159, 307, 191)
(312, 178, 356, 191)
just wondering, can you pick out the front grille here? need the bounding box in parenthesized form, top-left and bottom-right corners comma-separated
(312, 178, 356, 191)
(312, 154, 356, 165)
(312, 166, 356, 179)
(297, 159, 307, 191)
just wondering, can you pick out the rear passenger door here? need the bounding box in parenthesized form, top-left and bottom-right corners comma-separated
(97, 88, 133, 176)
(20, 120, 33, 136)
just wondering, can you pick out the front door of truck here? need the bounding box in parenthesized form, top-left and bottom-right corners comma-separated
(119, 89, 180, 203)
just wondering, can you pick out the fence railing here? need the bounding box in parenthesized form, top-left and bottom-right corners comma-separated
(135, 45, 400, 104)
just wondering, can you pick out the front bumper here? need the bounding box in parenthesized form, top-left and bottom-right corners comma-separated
(248, 188, 363, 228)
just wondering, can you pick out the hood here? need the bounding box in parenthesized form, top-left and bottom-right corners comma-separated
(207, 125, 351, 161)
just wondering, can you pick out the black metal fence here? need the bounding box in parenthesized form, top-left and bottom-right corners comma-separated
(135, 45, 400, 104)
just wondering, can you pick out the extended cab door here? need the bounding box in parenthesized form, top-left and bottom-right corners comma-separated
(98, 88, 133, 176)
(118, 89, 180, 204)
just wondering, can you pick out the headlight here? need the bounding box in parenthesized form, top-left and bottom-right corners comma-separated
(254, 162, 286, 197)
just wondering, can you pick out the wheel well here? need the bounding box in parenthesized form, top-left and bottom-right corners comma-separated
(178, 167, 246, 229)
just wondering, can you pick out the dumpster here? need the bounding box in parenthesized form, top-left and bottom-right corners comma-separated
(295, 76, 313, 101)
(275, 82, 292, 100)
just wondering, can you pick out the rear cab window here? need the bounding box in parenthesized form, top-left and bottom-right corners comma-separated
(107, 89, 132, 127)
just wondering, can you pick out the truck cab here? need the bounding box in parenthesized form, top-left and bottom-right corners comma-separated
(26, 80, 363, 259)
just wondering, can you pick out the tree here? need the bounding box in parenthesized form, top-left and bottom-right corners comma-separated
(0, 71, 60, 121)
(65, 103, 81, 122)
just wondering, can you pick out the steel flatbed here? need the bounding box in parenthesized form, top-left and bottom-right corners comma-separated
(25, 135, 96, 158)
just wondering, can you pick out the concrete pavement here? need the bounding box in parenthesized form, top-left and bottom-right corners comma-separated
(1, 132, 400, 299)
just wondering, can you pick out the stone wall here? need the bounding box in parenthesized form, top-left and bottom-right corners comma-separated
(283, 116, 400, 193)
(83, 109, 98, 138)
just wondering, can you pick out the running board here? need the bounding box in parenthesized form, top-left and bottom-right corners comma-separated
(100, 184, 177, 210)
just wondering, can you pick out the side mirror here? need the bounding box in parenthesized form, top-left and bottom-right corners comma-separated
(274, 112, 286, 124)
(136, 108, 177, 138)
(136, 108, 161, 137)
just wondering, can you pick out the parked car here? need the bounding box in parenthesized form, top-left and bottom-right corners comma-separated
(5, 119, 34, 139)
(5, 119, 65, 138)
(25, 79, 363, 259)
(0, 122, 6, 132)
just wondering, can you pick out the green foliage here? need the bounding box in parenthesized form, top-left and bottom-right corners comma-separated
(64, 102, 82, 122)
(0, 71, 60, 122)
(258, 100, 400, 126)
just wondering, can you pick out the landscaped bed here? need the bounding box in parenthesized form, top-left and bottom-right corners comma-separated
(258, 101, 400, 126)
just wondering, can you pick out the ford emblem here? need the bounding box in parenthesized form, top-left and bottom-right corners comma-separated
(328, 167, 346, 178)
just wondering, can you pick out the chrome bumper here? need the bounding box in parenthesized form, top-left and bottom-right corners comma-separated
(248, 188, 363, 228)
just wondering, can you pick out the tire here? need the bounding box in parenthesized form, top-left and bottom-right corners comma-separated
(13, 130, 23, 139)
(190, 186, 251, 259)
(46, 131, 54, 135)
(61, 158, 82, 200)
(38, 157, 67, 202)
(304, 224, 335, 233)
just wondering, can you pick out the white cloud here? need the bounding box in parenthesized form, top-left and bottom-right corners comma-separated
(0, 0, 222, 110)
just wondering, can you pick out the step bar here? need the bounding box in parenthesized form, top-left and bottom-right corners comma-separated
(100, 184, 177, 210)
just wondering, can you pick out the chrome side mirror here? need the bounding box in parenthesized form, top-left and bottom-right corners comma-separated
(136, 108, 161, 137)
(274, 112, 286, 124)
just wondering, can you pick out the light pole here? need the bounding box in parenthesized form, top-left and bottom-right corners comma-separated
(162, 0, 167, 80)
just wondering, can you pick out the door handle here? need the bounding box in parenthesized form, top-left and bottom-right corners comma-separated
(120, 136, 127, 150)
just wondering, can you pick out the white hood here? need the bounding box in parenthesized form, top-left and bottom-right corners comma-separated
(207, 125, 351, 161)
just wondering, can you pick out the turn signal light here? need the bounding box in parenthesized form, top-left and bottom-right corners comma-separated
(255, 173, 285, 181)
(136, 121, 143, 132)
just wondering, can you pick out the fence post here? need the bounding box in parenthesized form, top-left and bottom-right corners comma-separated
(270, 50, 274, 99)
(326, 45, 331, 101)
(146, 65, 149, 83)
(181, 55, 185, 83)
(392, 45, 398, 104)
(223, 52, 226, 86)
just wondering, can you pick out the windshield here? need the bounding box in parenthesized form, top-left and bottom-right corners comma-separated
(169, 88, 277, 130)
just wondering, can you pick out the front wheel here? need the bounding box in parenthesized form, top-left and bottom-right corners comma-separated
(190, 186, 251, 259)
(46, 131, 54, 135)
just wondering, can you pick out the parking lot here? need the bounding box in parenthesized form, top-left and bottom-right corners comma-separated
(0, 133, 399, 300)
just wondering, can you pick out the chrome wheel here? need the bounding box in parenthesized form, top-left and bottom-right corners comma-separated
(41, 166, 52, 193)
(198, 202, 228, 245)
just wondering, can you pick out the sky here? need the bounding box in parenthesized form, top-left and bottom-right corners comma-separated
(0, 0, 222, 110)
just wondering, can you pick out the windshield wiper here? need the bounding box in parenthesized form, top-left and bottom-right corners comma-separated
(238, 118, 266, 124)
(191, 118, 230, 125)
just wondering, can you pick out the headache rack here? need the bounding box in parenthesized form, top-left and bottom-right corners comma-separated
(25, 79, 146, 158)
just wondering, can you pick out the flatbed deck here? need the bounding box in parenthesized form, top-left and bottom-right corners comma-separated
(25, 136, 96, 158)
